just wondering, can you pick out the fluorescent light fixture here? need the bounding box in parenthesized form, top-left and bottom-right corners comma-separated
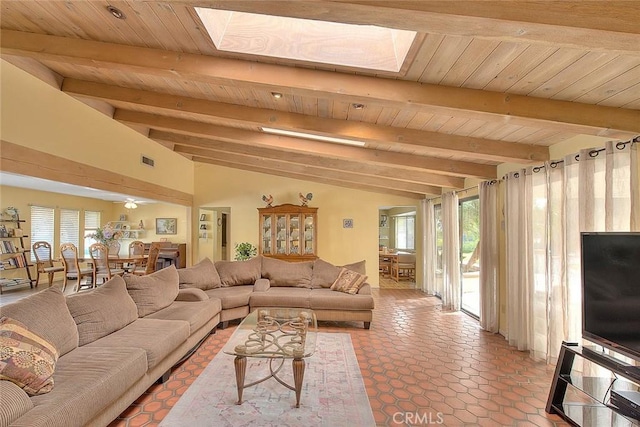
(261, 127, 366, 147)
(195, 8, 416, 72)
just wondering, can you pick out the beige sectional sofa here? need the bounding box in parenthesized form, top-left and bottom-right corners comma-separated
(177, 256, 375, 329)
(0, 256, 373, 427)
(0, 266, 221, 427)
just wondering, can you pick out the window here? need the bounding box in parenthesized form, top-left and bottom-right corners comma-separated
(395, 215, 415, 250)
(60, 209, 80, 249)
(30, 206, 54, 262)
(84, 211, 101, 257)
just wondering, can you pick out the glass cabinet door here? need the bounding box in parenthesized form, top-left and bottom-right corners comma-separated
(261, 214, 272, 255)
(276, 215, 287, 255)
(303, 214, 315, 255)
(289, 214, 301, 255)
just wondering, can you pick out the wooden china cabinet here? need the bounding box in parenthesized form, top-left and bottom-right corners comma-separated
(258, 204, 318, 261)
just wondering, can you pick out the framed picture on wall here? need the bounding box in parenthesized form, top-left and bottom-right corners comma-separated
(156, 218, 177, 235)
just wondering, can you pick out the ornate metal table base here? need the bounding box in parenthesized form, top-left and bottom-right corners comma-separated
(234, 354, 306, 407)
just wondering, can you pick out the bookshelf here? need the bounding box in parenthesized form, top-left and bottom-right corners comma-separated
(0, 216, 35, 294)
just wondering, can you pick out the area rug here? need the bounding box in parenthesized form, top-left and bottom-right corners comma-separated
(160, 332, 375, 427)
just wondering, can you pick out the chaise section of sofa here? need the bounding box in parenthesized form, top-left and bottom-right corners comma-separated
(0, 266, 221, 427)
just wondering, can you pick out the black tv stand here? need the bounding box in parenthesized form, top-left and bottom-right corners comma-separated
(546, 342, 640, 426)
(582, 346, 640, 384)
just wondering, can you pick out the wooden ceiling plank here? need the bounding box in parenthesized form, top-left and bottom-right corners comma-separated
(118, 109, 496, 178)
(439, 38, 500, 87)
(463, 41, 530, 90)
(193, 156, 426, 199)
(4, 30, 638, 135)
(154, 130, 465, 188)
(62, 78, 548, 163)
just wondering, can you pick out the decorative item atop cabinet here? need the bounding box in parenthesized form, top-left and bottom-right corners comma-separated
(258, 203, 317, 261)
(0, 214, 35, 294)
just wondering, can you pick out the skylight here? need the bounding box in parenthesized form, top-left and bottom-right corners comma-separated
(195, 8, 417, 72)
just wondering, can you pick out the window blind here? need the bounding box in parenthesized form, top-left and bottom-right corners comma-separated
(83, 211, 101, 257)
(60, 209, 80, 248)
(30, 206, 54, 262)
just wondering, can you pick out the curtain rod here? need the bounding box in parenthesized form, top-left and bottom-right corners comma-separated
(505, 135, 639, 179)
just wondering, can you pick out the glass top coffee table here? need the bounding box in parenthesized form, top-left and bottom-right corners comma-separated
(222, 307, 318, 408)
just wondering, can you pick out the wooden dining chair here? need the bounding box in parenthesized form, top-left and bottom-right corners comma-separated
(32, 241, 64, 287)
(391, 253, 416, 282)
(132, 242, 161, 276)
(60, 243, 93, 292)
(127, 240, 147, 273)
(89, 242, 125, 285)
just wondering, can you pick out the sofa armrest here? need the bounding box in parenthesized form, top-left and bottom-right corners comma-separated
(254, 278, 271, 292)
(357, 283, 372, 295)
(0, 380, 34, 425)
(175, 288, 209, 301)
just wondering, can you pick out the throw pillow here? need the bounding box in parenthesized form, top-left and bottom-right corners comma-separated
(177, 257, 221, 290)
(215, 256, 262, 287)
(0, 287, 79, 357)
(124, 265, 180, 317)
(330, 268, 368, 295)
(261, 257, 313, 287)
(341, 260, 366, 275)
(0, 316, 58, 396)
(66, 276, 139, 346)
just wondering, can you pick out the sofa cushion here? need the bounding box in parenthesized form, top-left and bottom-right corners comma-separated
(330, 268, 368, 295)
(261, 257, 313, 288)
(309, 288, 375, 310)
(0, 287, 78, 357)
(311, 258, 367, 288)
(86, 318, 189, 370)
(205, 286, 254, 310)
(65, 276, 138, 346)
(178, 257, 221, 290)
(23, 346, 147, 427)
(216, 256, 262, 286)
(250, 288, 311, 309)
(311, 258, 341, 289)
(124, 265, 180, 317)
(0, 380, 33, 427)
(145, 299, 221, 334)
(0, 317, 58, 396)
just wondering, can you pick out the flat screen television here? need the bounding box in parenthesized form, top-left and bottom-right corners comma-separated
(581, 232, 640, 362)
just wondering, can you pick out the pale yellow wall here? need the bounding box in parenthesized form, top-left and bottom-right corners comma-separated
(193, 163, 419, 287)
(0, 60, 194, 196)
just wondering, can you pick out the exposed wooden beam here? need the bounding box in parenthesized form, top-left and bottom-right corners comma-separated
(177, 1, 640, 54)
(0, 140, 193, 206)
(193, 156, 426, 199)
(3, 31, 636, 136)
(62, 78, 548, 164)
(115, 109, 496, 178)
(154, 130, 463, 188)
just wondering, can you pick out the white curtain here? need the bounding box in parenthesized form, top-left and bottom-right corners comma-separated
(504, 140, 638, 362)
(478, 181, 499, 333)
(421, 199, 437, 295)
(441, 192, 461, 311)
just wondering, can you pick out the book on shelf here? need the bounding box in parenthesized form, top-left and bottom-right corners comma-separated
(0, 241, 18, 254)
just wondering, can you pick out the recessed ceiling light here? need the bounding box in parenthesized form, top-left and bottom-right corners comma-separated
(107, 5, 126, 20)
(261, 127, 366, 147)
(271, 92, 283, 99)
(352, 103, 365, 110)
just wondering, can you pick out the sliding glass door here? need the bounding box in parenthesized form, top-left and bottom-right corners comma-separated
(459, 197, 480, 317)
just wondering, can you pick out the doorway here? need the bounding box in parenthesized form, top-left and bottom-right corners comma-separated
(378, 207, 416, 289)
(198, 207, 230, 262)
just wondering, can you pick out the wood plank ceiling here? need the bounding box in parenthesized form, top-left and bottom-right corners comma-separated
(1, 1, 639, 199)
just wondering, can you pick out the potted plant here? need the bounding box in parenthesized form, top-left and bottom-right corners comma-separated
(234, 242, 257, 261)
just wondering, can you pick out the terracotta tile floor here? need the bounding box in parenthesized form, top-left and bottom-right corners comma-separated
(107, 288, 567, 427)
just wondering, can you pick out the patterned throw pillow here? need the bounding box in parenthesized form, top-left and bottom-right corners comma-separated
(0, 316, 59, 396)
(330, 268, 368, 295)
